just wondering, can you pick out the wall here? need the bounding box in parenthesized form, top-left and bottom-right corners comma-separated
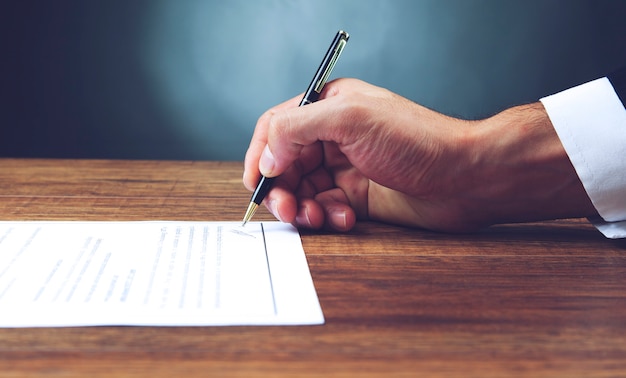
(2, 0, 626, 160)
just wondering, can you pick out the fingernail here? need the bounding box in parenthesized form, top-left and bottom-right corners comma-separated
(259, 145, 275, 176)
(295, 205, 312, 227)
(330, 209, 348, 230)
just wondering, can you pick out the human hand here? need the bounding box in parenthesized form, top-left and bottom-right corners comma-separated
(243, 78, 597, 232)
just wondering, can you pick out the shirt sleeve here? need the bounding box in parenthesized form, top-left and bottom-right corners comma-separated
(540, 70, 626, 239)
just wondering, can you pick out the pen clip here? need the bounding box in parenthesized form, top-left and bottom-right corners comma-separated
(314, 34, 348, 93)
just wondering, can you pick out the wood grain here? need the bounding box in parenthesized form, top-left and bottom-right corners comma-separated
(0, 158, 624, 377)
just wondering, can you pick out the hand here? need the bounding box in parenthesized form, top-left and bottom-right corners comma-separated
(243, 78, 597, 232)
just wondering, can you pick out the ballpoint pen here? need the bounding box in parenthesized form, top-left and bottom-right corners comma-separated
(242, 30, 350, 226)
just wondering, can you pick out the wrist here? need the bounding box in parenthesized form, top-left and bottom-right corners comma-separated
(465, 102, 598, 226)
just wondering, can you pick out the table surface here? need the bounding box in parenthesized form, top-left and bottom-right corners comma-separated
(0, 158, 624, 377)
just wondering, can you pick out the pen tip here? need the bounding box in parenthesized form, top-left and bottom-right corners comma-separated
(242, 202, 258, 227)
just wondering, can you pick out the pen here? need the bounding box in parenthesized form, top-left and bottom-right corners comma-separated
(242, 30, 350, 226)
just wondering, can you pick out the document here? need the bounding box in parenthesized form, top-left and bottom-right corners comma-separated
(0, 221, 324, 327)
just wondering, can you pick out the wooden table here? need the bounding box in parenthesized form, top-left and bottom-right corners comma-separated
(0, 159, 624, 377)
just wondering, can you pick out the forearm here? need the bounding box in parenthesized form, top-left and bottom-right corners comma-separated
(465, 102, 598, 226)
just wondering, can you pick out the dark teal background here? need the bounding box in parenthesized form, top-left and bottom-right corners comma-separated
(2, 0, 626, 160)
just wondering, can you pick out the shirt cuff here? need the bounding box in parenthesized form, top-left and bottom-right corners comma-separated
(590, 217, 626, 239)
(540, 77, 626, 239)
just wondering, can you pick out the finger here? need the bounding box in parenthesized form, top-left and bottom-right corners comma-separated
(315, 188, 357, 232)
(275, 142, 327, 195)
(263, 182, 298, 224)
(294, 166, 335, 199)
(260, 78, 374, 178)
(293, 198, 326, 229)
(243, 93, 304, 191)
(250, 138, 327, 226)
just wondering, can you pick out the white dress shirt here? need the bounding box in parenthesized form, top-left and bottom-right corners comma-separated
(540, 77, 626, 238)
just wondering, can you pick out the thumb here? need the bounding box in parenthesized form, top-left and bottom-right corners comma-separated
(260, 81, 367, 177)
(259, 103, 328, 177)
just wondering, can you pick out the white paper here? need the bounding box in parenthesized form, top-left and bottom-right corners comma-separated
(0, 221, 324, 327)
